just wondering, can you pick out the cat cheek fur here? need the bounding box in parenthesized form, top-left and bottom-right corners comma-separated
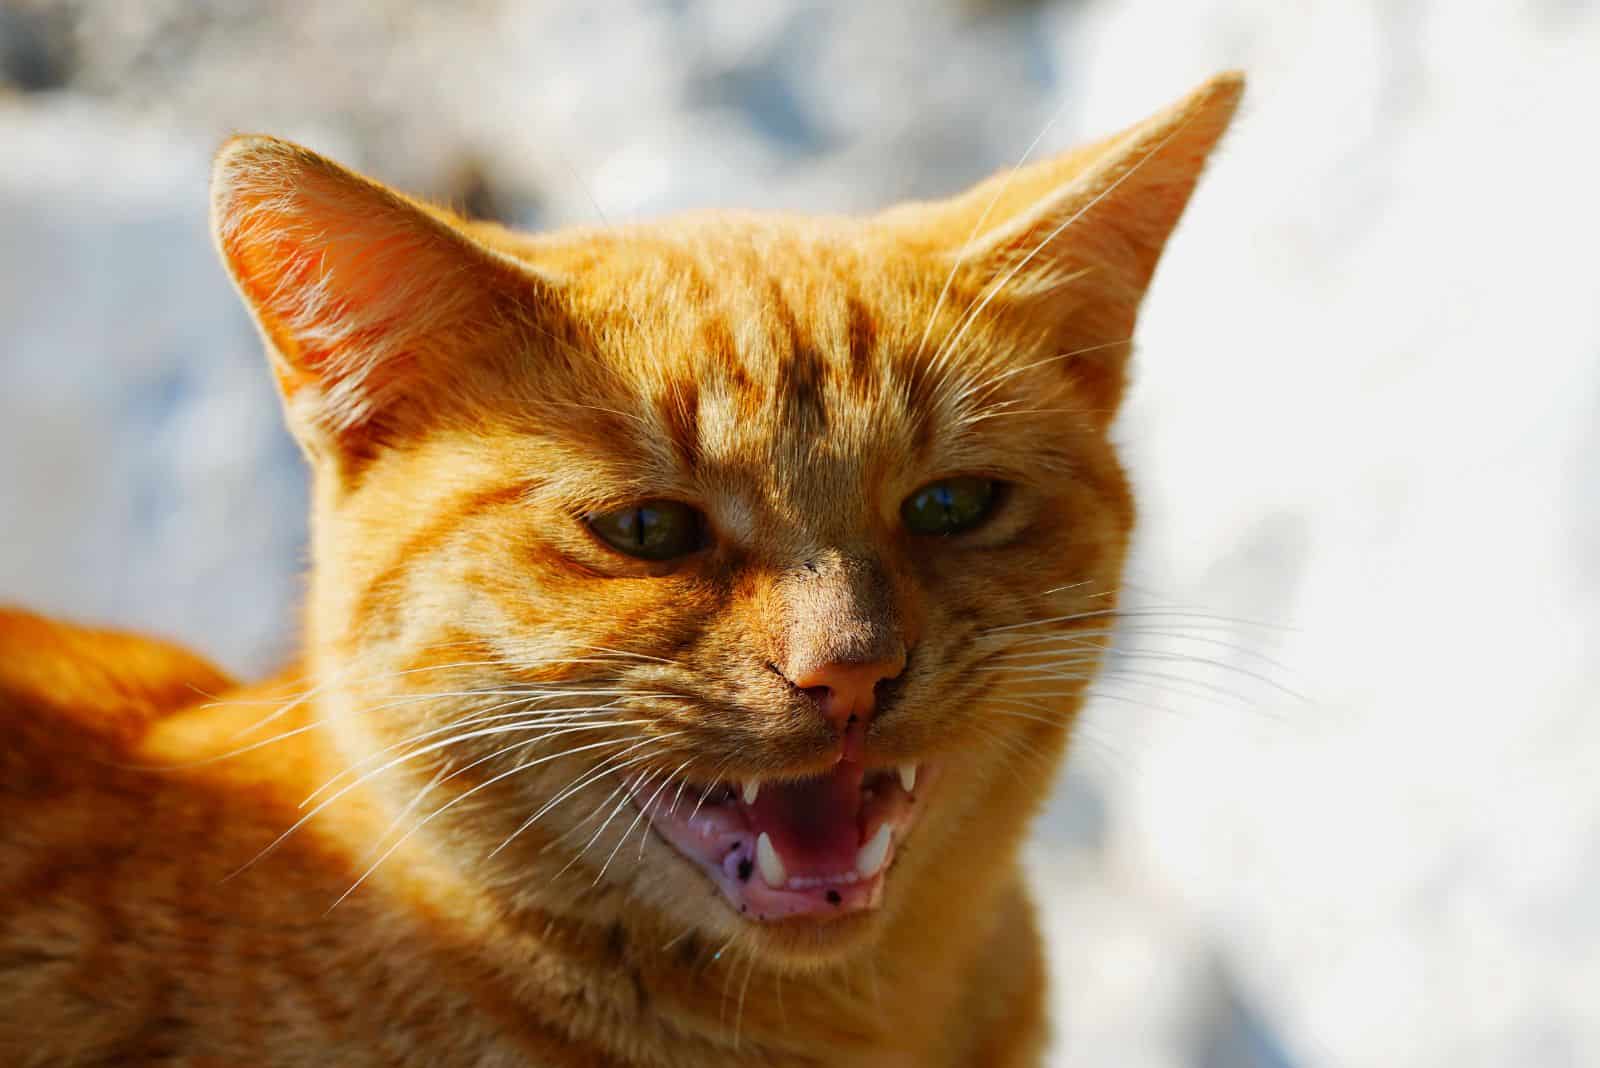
(1, 73, 1241, 1065)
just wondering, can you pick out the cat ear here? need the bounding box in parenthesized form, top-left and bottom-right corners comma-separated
(894, 72, 1244, 414)
(210, 136, 540, 457)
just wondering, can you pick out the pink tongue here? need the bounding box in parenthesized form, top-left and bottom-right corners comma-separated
(747, 762, 865, 873)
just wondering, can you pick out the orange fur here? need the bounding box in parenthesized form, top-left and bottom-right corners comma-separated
(0, 73, 1242, 1065)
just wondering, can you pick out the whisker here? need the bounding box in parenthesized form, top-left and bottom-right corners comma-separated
(639, 760, 693, 860)
(734, 938, 761, 1050)
(491, 736, 684, 859)
(300, 701, 650, 808)
(154, 685, 659, 774)
(570, 771, 654, 887)
(983, 643, 1302, 707)
(977, 605, 1292, 638)
(325, 733, 680, 912)
(911, 92, 1073, 375)
(210, 643, 654, 742)
(593, 768, 671, 885)
(571, 643, 680, 667)
(999, 622, 1298, 672)
(232, 725, 644, 882)
(946, 338, 1134, 419)
(365, 756, 455, 862)
(688, 759, 737, 823)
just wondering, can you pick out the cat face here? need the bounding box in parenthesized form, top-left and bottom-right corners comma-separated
(213, 74, 1240, 963)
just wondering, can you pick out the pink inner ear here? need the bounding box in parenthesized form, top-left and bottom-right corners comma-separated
(904, 72, 1242, 306)
(224, 200, 420, 403)
(213, 141, 520, 435)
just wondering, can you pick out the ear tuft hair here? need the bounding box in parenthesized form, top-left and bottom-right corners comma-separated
(210, 135, 536, 446)
(959, 71, 1244, 307)
(886, 72, 1245, 417)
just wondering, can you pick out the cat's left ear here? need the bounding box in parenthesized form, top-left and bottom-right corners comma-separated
(892, 72, 1244, 416)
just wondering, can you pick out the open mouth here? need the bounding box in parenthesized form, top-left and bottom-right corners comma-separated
(628, 759, 930, 921)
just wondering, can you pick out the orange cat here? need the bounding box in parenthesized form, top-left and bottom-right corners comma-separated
(0, 73, 1241, 1066)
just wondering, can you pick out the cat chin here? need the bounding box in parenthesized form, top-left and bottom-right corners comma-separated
(726, 906, 891, 964)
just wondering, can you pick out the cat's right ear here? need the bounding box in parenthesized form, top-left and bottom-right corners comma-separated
(210, 137, 545, 462)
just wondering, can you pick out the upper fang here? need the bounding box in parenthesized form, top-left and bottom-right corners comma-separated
(898, 763, 917, 793)
(742, 781, 760, 805)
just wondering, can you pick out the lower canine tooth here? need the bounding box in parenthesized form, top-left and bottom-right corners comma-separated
(898, 763, 917, 792)
(756, 832, 787, 888)
(855, 824, 893, 878)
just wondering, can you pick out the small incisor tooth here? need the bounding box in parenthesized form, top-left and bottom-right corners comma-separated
(855, 823, 892, 878)
(742, 780, 760, 805)
(756, 832, 787, 888)
(898, 763, 917, 793)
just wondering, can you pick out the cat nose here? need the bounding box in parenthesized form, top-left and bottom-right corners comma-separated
(790, 652, 907, 731)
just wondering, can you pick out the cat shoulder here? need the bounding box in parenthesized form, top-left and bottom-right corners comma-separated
(0, 612, 234, 1064)
(0, 608, 233, 761)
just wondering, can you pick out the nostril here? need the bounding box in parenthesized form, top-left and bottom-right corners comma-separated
(802, 684, 832, 706)
(793, 663, 900, 727)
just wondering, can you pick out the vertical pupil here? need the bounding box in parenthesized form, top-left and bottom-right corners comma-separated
(902, 479, 992, 534)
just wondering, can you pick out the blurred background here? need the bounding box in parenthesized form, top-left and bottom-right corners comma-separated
(3, 1, 1597, 1064)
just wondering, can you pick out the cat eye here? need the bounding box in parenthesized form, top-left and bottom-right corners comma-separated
(587, 500, 706, 561)
(901, 477, 999, 536)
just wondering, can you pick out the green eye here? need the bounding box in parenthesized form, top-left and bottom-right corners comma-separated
(588, 501, 705, 560)
(901, 477, 999, 536)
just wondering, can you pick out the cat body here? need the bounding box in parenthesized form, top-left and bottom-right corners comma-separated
(0, 74, 1241, 1065)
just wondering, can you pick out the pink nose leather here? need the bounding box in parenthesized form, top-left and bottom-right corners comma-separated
(790, 654, 906, 730)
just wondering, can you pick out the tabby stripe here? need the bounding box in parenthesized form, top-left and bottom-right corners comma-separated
(765, 277, 829, 432)
(655, 376, 701, 471)
(352, 480, 535, 633)
(844, 293, 880, 397)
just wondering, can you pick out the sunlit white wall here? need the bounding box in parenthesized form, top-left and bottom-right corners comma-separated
(2, 3, 1596, 1065)
(1036, 4, 1600, 1066)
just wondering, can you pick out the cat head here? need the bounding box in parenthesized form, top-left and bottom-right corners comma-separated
(212, 73, 1241, 964)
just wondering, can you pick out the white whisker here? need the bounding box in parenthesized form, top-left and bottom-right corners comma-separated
(324, 732, 679, 912)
